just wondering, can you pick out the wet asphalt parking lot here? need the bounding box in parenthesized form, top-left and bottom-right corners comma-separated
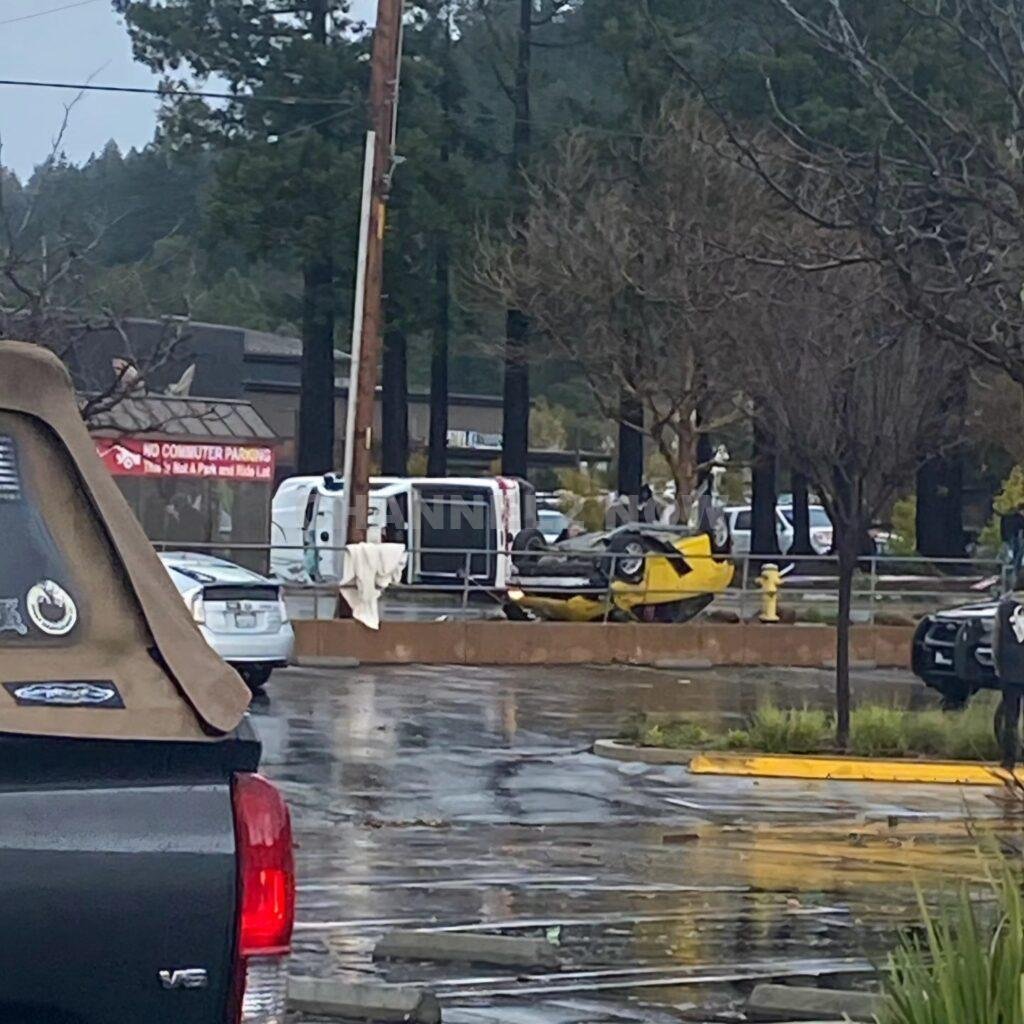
(251, 663, 1017, 1023)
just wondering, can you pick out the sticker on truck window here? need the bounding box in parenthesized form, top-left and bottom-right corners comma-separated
(3, 681, 123, 708)
(25, 580, 78, 637)
(0, 599, 27, 636)
(0, 431, 84, 644)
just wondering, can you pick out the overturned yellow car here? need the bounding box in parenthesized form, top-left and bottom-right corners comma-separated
(504, 524, 734, 624)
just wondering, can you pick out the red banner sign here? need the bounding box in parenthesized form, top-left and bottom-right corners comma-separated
(94, 438, 276, 482)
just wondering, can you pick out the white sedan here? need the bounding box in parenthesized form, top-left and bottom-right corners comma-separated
(160, 551, 295, 692)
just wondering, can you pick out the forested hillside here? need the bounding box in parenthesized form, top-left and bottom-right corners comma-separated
(2, 0, 1020, 542)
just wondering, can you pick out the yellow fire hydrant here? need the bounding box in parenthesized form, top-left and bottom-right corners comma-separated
(758, 562, 782, 623)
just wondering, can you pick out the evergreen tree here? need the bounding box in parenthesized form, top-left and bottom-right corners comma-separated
(114, 0, 367, 472)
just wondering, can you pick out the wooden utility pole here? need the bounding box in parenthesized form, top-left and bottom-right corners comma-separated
(348, 0, 405, 543)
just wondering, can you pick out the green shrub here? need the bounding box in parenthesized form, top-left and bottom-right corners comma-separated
(900, 709, 949, 757)
(724, 729, 750, 750)
(850, 705, 907, 757)
(879, 854, 1024, 1024)
(799, 604, 839, 625)
(978, 465, 1024, 557)
(619, 713, 709, 749)
(650, 720, 710, 749)
(747, 703, 831, 754)
(941, 697, 1000, 762)
(886, 496, 917, 556)
(619, 694, 1002, 761)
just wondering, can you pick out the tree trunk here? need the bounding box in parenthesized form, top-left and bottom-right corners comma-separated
(428, 235, 450, 477)
(502, 310, 529, 477)
(501, 0, 532, 479)
(916, 374, 966, 560)
(835, 536, 856, 749)
(298, 253, 336, 474)
(696, 427, 713, 494)
(428, 18, 453, 479)
(617, 388, 644, 498)
(790, 471, 813, 556)
(916, 457, 965, 559)
(751, 419, 780, 557)
(666, 419, 699, 525)
(381, 304, 407, 475)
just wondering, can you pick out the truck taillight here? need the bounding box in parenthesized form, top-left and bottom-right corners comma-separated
(231, 773, 295, 1024)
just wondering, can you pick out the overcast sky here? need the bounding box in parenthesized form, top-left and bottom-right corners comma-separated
(0, 0, 376, 179)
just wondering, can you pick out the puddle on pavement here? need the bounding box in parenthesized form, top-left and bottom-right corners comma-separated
(260, 664, 1021, 1022)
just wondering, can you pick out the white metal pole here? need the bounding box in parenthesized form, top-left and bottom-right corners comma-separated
(338, 129, 377, 552)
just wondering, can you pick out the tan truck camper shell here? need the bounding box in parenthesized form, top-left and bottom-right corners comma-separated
(0, 340, 250, 741)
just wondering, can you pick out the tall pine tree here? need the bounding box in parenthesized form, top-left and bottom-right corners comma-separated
(115, 0, 366, 473)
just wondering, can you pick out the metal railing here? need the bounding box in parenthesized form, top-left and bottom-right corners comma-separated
(150, 538, 1011, 625)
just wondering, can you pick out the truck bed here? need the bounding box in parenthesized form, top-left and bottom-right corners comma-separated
(0, 728, 259, 1023)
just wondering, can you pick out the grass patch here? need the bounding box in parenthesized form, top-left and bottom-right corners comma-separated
(621, 694, 1002, 760)
(798, 604, 839, 625)
(745, 703, 831, 753)
(879, 852, 1024, 1024)
(619, 713, 712, 749)
(850, 705, 907, 757)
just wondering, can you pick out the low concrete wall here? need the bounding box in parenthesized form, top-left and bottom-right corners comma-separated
(293, 620, 913, 669)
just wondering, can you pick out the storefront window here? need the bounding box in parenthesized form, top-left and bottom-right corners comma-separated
(113, 475, 271, 573)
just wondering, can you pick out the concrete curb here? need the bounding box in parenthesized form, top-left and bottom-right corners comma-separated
(294, 655, 362, 669)
(293, 619, 914, 668)
(592, 739, 695, 765)
(373, 930, 559, 967)
(651, 657, 713, 670)
(288, 977, 441, 1023)
(747, 983, 882, 1022)
(689, 751, 1016, 787)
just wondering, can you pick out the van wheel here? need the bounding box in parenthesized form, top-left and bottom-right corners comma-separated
(512, 528, 547, 572)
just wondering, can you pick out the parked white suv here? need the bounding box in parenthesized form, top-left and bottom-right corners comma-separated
(724, 504, 833, 556)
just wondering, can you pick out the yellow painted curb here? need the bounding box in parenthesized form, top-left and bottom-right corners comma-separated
(688, 752, 1020, 787)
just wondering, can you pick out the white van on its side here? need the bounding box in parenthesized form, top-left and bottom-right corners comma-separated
(271, 474, 529, 590)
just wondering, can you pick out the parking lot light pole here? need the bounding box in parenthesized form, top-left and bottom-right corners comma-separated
(339, 129, 376, 552)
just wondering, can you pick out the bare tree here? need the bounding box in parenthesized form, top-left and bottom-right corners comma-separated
(476, 105, 746, 514)
(734, 261, 962, 746)
(678, 0, 1024, 385)
(0, 123, 195, 427)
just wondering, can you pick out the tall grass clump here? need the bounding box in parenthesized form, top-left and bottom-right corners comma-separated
(850, 705, 907, 757)
(941, 697, 1001, 762)
(746, 703, 830, 753)
(879, 855, 1024, 1024)
(619, 713, 710, 749)
(617, 693, 1003, 759)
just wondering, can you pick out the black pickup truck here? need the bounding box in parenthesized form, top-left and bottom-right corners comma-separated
(0, 341, 295, 1023)
(0, 729, 295, 1023)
